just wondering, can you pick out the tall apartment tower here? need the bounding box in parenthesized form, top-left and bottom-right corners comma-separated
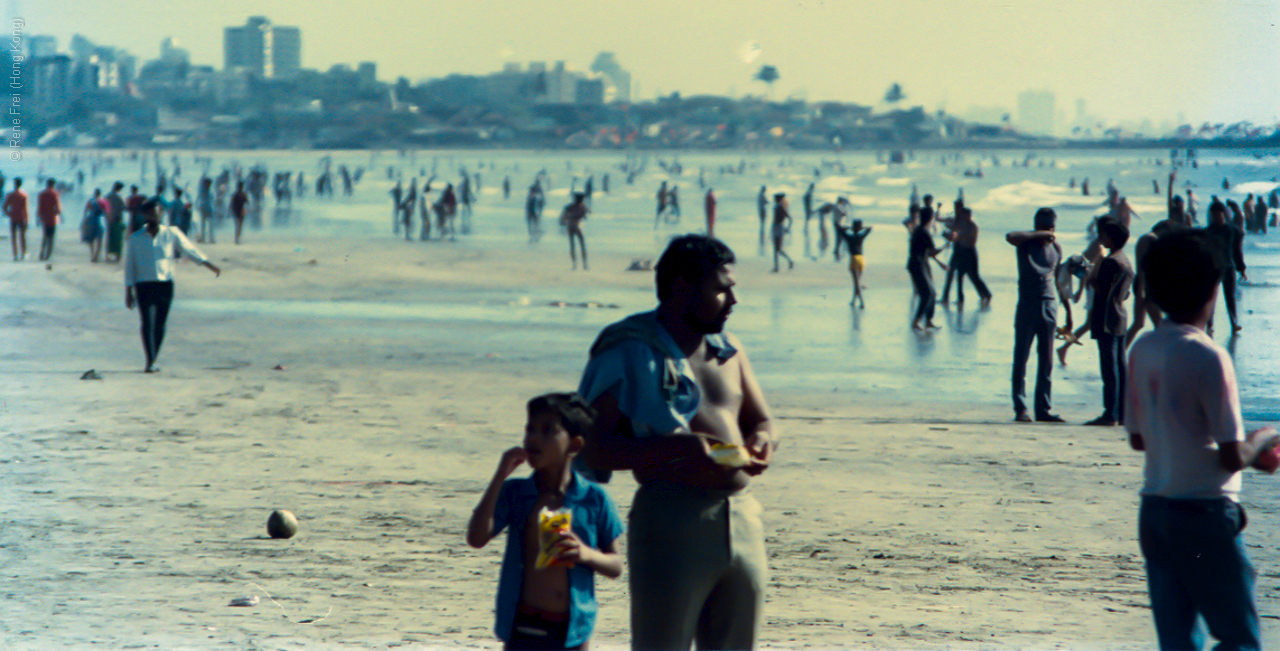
(224, 16, 300, 79)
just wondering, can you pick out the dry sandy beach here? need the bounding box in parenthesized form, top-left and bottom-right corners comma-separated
(3, 232, 1278, 650)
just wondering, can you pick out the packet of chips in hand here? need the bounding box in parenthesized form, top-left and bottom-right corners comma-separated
(709, 442, 751, 468)
(535, 507, 574, 569)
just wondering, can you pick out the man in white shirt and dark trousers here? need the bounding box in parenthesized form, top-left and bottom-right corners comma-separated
(124, 199, 221, 373)
(1127, 229, 1279, 651)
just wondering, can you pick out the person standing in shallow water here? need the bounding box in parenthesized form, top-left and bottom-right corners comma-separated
(230, 181, 249, 244)
(560, 193, 589, 271)
(1204, 201, 1247, 334)
(907, 203, 946, 331)
(1084, 218, 1133, 427)
(770, 193, 794, 273)
(704, 188, 717, 237)
(836, 219, 872, 308)
(124, 199, 221, 373)
(942, 206, 992, 307)
(756, 185, 768, 243)
(525, 181, 544, 242)
(1006, 207, 1064, 423)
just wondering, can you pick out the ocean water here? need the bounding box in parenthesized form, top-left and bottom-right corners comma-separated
(16, 147, 1280, 422)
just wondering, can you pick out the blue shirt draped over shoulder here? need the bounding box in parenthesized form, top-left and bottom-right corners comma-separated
(578, 310, 738, 438)
(491, 471, 624, 647)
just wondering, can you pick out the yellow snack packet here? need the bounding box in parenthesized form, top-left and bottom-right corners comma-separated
(709, 443, 751, 468)
(535, 507, 574, 569)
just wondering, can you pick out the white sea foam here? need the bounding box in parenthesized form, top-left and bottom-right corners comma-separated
(974, 180, 1108, 212)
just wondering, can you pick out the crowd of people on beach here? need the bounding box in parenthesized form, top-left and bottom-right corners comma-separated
(6, 147, 1280, 650)
(464, 218, 1279, 651)
(453, 152, 1279, 651)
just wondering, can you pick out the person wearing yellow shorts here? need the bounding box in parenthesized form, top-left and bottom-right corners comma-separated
(837, 219, 873, 307)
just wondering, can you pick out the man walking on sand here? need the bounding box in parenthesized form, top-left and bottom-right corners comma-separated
(5, 177, 29, 261)
(36, 179, 63, 262)
(579, 234, 777, 650)
(125, 199, 221, 373)
(1007, 207, 1065, 423)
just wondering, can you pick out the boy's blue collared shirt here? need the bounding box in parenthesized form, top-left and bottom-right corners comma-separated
(491, 471, 624, 647)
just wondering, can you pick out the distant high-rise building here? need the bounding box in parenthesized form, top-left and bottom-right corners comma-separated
(29, 35, 58, 57)
(356, 61, 377, 91)
(590, 52, 630, 102)
(271, 26, 301, 79)
(1017, 89, 1056, 137)
(160, 37, 189, 64)
(224, 16, 300, 79)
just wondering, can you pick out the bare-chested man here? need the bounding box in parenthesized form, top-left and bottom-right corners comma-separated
(579, 234, 777, 650)
(560, 192, 589, 271)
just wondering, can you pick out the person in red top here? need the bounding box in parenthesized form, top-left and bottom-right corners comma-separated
(4, 177, 28, 261)
(36, 179, 63, 261)
(126, 184, 146, 235)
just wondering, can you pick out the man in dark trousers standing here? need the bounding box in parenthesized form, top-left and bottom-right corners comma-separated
(1006, 208, 1065, 423)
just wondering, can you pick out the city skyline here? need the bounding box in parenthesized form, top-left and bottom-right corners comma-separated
(15, 0, 1280, 131)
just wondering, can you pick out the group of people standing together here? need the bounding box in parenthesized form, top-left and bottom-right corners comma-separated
(903, 189, 993, 331)
(1011, 168, 1266, 429)
(389, 172, 473, 242)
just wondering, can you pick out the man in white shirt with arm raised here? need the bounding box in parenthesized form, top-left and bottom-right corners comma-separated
(124, 199, 221, 373)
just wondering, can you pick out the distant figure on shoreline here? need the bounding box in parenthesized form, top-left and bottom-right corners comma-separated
(197, 177, 215, 243)
(37, 179, 62, 262)
(126, 185, 146, 235)
(1204, 201, 1247, 334)
(802, 182, 815, 229)
(756, 185, 768, 244)
(561, 192, 589, 271)
(704, 188, 717, 236)
(907, 198, 946, 331)
(401, 179, 417, 241)
(104, 182, 126, 262)
(836, 218, 872, 308)
(655, 181, 669, 228)
(230, 181, 249, 244)
(525, 181, 544, 242)
(941, 206, 991, 307)
(390, 180, 403, 235)
(439, 183, 458, 241)
(4, 177, 28, 261)
(771, 192, 794, 273)
(81, 188, 107, 263)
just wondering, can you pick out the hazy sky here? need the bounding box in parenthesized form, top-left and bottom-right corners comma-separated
(17, 0, 1280, 127)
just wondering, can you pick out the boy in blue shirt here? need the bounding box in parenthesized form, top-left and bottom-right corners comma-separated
(468, 393, 624, 650)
